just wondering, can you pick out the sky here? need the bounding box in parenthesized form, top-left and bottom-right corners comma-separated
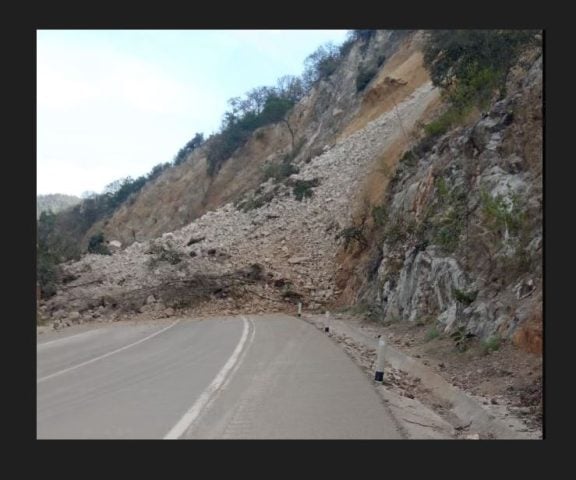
(37, 29, 350, 197)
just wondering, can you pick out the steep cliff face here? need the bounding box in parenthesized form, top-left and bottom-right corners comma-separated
(341, 47, 542, 352)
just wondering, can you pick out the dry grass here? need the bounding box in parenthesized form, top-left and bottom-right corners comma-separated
(100, 121, 292, 246)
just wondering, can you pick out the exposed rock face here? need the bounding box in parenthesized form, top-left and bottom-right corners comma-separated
(351, 49, 542, 346)
(380, 246, 468, 328)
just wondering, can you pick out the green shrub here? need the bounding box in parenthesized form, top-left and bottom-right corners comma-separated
(37, 248, 60, 298)
(449, 326, 474, 352)
(425, 326, 440, 342)
(480, 190, 526, 238)
(452, 287, 478, 306)
(87, 233, 111, 255)
(384, 218, 417, 246)
(423, 106, 466, 138)
(436, 177, 449, 201)
(402, 134, 438, 164)
(399, 150, 418, 167)
(434, 223, 462, 252)
(336, 226, 368, 250)
(291, 178, 320, 201)
(430, 183, 468, 253)
(263, 162, 300, 183)
(356, 65, 379, 92)
(482, 335, 502, 354)
(371, 205, 388, 227)
(238, 188, 278, 212)
(147, 244, 183, 268)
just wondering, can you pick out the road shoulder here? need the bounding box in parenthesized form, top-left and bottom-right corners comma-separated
(303, 313, 541, 440)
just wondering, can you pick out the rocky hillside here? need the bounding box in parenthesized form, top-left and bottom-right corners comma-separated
(340, 47, 543, 354)
(37, 194, 80, 219)
(37, 31, 415, 256)
(90, 30, 416, 247)
(39, 30, 542, 359)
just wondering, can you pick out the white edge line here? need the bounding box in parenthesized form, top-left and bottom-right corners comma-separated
(164, 316, 252, 440)
(187, 316, 256, 433)
(37, 319, 181, 384)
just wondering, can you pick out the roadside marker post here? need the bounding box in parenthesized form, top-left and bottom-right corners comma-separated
(324, 311, 330, 332)
(374, 336, 386, 382)
(297, 302, 302, 317)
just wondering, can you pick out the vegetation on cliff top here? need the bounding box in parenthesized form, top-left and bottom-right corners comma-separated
(422, 30, 540, 137)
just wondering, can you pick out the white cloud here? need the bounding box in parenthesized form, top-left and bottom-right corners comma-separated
(37, 40, 214, 115)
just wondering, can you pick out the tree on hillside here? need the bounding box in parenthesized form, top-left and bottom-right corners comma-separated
(261, 94, 297, 149)
(351, 30, 377, 43)
(37, 211, 61, 298)
(275, 75, 306, 103)
(147, 162, 172, 181)
(174, 132, 205, 166)
(302, 42, 342, 89)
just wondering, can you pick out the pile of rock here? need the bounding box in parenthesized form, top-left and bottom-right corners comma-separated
(43, 82, 439, 323)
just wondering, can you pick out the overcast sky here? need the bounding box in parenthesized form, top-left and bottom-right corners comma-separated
(37, 29, 350, 197)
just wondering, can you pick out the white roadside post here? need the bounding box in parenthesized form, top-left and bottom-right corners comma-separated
(324, 310, 330, 332)
(374, 336, 386, 382)
(297, 302, 302, 317)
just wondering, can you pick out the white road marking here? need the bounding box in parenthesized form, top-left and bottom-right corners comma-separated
(37, 329, 104, 349)
(164, 316, 253, 440)
(190, 316, 256, 433)
(37, 319, 181, 384)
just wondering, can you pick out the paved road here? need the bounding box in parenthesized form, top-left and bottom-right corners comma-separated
(37, 314, 402, 439)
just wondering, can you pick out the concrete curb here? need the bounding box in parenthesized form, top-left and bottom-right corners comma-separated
(380, 340, 524, 439)
(306, 315, 532, 439)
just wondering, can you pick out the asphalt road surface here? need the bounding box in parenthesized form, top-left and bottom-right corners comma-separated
(37, 314, 402, 439)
